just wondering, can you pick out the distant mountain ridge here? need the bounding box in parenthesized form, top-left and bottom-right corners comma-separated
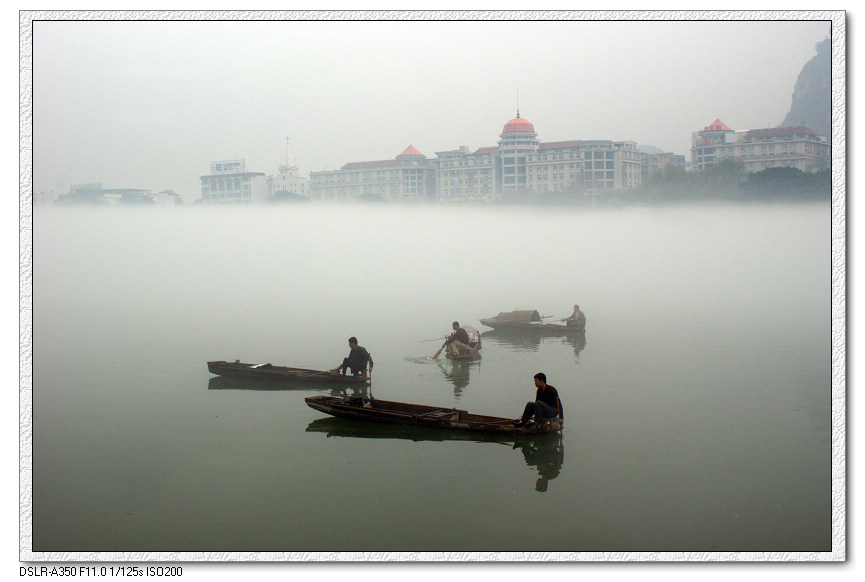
(637, 144, 665, 155)
(780, 37, 831, 138)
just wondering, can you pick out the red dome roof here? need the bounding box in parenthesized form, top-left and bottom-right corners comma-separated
(502, 114, 535, 134)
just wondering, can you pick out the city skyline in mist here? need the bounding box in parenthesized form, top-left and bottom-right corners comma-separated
(29, 14, 833, 202)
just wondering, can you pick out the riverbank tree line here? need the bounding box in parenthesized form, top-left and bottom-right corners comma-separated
(625, 160, 831, 203)
(501, 160, 831, 206)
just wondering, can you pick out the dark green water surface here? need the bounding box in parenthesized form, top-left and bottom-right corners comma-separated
(30, 203, 833, 555)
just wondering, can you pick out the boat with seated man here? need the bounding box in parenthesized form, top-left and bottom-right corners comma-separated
(480, 309, 583, 332)
(447, 325, 482, 360)
(304, 395, 562, 435)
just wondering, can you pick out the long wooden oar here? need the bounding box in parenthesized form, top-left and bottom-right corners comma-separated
(431, 330, 451, 359)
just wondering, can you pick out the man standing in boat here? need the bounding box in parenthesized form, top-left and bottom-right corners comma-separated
(442, 321, 471, 358)
(564, 304, 586, 331)
(332, 337, 373, 380)
(513, 373, 563, 428)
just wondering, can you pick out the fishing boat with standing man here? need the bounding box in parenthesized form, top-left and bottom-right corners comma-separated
(480, 309, 585, 333)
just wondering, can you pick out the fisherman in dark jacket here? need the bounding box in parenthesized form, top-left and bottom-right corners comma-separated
(332, 336, 373, 379)
(513, 372, 564, 427)
(443, 321, 471, 357)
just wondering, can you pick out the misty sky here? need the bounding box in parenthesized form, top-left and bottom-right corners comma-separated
(30, 15, 831, 202)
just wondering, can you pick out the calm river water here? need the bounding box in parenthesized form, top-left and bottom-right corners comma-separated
(28, 201, 833, 557)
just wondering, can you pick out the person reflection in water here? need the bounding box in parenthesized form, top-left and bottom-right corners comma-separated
(513, 373, 564, 428)
(514, 436, 565, 492)
(436, 359, 471, 397)
(567, 332, 587, 359)
(331, 337, 373, 380)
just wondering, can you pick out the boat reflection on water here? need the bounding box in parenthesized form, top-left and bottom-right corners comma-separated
(305, 416, 564, 493)
(208, 376, 311, 391)
(207, 375, 371, 399)
(482, 328, 587, 360)
(404, 354, 481, 397)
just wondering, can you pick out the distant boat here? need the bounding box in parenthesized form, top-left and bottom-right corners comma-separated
(480, 310, 584, 332)
(305, 395, 562, 435)
(207, 360, 369, 384)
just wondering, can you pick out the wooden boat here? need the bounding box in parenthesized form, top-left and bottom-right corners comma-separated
(480, 310, 584, 332)
(304, 395, 562, 435)
(207, 360, 369, 384)
(446, 325, 482, 360)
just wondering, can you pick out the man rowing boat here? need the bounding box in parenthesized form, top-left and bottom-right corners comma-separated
(440, 321, 471, 358)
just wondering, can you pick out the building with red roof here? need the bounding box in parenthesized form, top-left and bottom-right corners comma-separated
(691, 119, 829, 173)
(433, 111, 642, 202)
(309, 111, 645, 202)
(310, 145, 436, 203)
(501, 115, 536, 134)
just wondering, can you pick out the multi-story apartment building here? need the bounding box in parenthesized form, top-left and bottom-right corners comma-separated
(438, 113, 643, 201)
(435, 145, 497, 203)
(199, 160, 267, 205)
(309, 146, 437, 203)
(55, 183, 183, 206)
(642, 152, 687, 178)
(691, 119, 830, 173)
(315, 112, 643, 203)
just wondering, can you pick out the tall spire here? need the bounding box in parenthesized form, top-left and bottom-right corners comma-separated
(283, 136, 296, 169)
(516, 86, 521, 118)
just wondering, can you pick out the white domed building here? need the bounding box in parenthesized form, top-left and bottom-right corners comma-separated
(309, 111, 644, 203)
(435, 111, 643, 202)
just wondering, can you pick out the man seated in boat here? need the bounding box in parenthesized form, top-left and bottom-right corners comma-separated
(564, 304, 586, 331)
(513, 373, 564, 428)
(331, 337, 373, 379)
(443, 321, 471, 357)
